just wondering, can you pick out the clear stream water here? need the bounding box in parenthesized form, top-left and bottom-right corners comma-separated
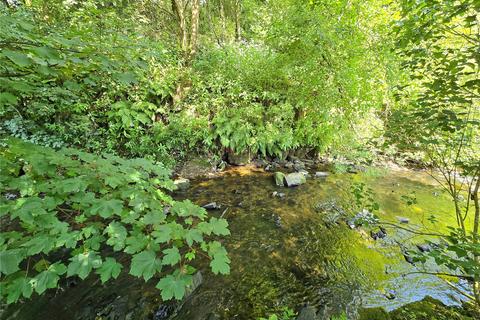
(1, 166, 470, 320)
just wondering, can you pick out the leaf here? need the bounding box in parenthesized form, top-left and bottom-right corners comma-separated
(6, 276, 33, 304)
(210, 255, 230, 275)
(58, 177, 89, 193)
(143, 210, 166, 225)
(89, 199, 123, 218)
(34, 263, 67, 294)
(115, 72, 137, 85)
(152, 224, 172, 244)
(162, 247, 181, 266)
(185, 229, 203, 246)
(155, 272, 192, 300)
(67, 252, 102, 280)
(0, 249, 25, 275)
(171, 200, 207, 218)
(129, 250, 162, 281)
(22, 234, 55, 255)
(209, 217, 230, 236)
(96, 257, 122, 283)
(3, 50, 32, 67)
(104, 221, 127, 251)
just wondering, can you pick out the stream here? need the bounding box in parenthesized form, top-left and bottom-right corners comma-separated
(1, 165, 470, 320)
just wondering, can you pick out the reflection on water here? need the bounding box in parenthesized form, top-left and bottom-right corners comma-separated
(1, 166, 468, 320)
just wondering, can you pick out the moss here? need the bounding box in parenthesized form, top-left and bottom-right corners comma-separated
(389, 296, 473, 320)
(358, 307, 391, 320)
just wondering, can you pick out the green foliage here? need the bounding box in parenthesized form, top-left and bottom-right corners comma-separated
(0, 138, 230, 304)
(258, 307, 296, 320)
(351, 182, 380, 213)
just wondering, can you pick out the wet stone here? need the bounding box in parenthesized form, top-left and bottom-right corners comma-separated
(203, 202, 221, 210)
(284, 172, 306, 187)
(315, 171, 329, 179)
(397, 217, 410, 224)
(417, 244, 432, 252)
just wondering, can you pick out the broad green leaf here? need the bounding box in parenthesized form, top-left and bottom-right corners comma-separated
(0, 249, 25, 275)
(3, 50, 32, 67)
(67, 252, 102, 280)
(209, 217, 230, 236)
(185, 229, 203, 246)
(34, 263, 67, 294)
(6, 277, 33, 304)
(155, 272, 192, 300)
(210, 255, 230, 275)
(162, 247, 181, 266)
(89, 199, 123, 218)
(104, 221, 127, 251)
(129, 250, 161, 281)
(96, 257, 122, 283)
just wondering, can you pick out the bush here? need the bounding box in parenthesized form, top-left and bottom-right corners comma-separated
(0, 138, 230, 304)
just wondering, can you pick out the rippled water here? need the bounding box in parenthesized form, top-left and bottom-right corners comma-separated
(1, 165, 469, 320)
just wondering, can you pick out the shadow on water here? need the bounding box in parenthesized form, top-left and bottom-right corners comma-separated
(1, 166, 468, 320)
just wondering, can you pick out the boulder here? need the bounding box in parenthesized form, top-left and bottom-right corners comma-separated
(284, 172, 306, 187)
(227, 151, 250, 166)
(173, 178, 190, 191)
(274, 172, 286, 187)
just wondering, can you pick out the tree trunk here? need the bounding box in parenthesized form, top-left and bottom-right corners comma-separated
(190, 0, 200, 58)
(220, 0, 226, 42)
(172, 0, 188, 52)
(472, 175, 480, 307)
(234, 0, 241, 41)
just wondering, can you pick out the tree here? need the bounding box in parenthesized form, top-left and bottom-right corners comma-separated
(389, 0, 480, 306)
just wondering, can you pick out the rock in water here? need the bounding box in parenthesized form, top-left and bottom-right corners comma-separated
(284, 172, 306, 187)
(202, 202, 221, 210)
(315, 171, 329, 179)
(385, 290, 396, 300)
(274, 172, 286, 187)
(296, 306, 317, 320)
(173, 178, 190, 191)
(417, 244, 432, 252)
(397, 217, 410, 224)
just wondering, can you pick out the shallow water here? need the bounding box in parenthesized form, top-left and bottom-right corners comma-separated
(1, 166, 470, 320)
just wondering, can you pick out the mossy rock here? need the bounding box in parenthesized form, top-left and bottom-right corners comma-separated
(274, 172, 286, 186)
(358, 307, 390, 320)
(389, 296, 473, 320)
